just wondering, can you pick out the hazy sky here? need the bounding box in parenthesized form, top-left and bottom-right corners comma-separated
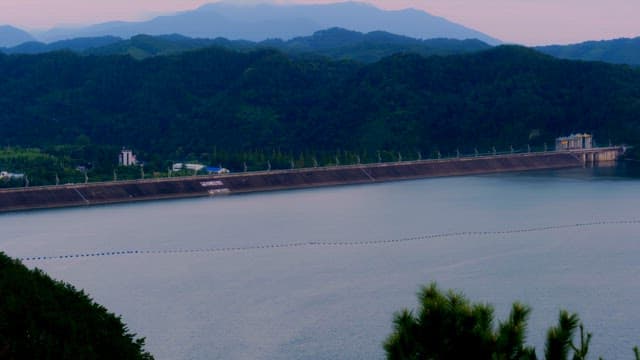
(1, 0, 638, 45)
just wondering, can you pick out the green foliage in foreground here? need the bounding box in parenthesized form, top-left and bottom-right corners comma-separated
(385, 283, 639, 360)
(0, 252, 153, 359)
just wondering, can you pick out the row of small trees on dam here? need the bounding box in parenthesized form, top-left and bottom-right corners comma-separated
(1, 142, 560, 188)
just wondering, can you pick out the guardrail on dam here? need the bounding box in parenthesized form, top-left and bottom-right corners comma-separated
(0, 147, 625, 213)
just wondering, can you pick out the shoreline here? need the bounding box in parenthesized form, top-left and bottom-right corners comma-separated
(0, 150, 618, 213)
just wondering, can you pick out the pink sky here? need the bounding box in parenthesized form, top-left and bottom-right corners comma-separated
(1, 0, 638, 45)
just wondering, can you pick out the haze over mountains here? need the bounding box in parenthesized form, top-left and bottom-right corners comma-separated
(3, 1, 640, 65)
(24, 2, 501, 45)
(536, 37, 640, 66)
(0, 25, 35, 47)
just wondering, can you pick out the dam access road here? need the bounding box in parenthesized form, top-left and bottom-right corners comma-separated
(0, 147, 624, 213)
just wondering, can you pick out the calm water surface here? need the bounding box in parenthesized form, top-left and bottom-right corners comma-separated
(1, 165, 639, 359)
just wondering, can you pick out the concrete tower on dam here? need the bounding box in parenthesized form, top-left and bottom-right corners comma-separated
(555, 133, 624, 165)
(555, 133, 593, 151)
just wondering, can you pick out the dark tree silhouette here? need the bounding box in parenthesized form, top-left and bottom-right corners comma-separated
(385, 283, 639, 360)
(0, 252, 153, 359)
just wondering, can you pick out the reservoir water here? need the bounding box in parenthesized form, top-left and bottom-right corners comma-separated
(1, 165, 639, 359)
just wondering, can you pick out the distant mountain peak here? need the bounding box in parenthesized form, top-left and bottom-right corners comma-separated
(202, 1, 377, 9)
(0, 25, 35, 47)
(312, 27, 363, 39)
(35, 2, 500, 44)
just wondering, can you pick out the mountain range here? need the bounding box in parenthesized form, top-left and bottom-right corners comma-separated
(3, 2, 639, 65)
(2, 36, 122, 55)
(536, 37, 640, 65)
(1, 28, 492, 63)
(5, 28, 640, 67)
(32, 2, 500, 45)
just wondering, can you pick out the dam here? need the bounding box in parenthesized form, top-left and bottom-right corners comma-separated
(0, 147, 626, 213)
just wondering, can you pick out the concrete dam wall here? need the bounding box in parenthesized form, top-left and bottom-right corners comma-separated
(0, 151, 606, 213)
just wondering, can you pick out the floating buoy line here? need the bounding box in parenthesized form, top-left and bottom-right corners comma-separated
(18, 219, 640, 262)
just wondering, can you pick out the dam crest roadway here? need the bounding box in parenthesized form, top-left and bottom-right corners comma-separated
(0, 146, 626, 213)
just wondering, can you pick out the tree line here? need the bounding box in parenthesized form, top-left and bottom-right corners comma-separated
(0, 252, 153, 359)
(1, 45, 639, 184)
(386, 283, 640, 360)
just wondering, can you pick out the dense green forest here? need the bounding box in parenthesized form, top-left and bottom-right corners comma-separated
(0, 252, 153, 359)
(1, 44, 640, 184)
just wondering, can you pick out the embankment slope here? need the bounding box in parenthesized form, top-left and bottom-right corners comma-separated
(0, 152, 582, 213)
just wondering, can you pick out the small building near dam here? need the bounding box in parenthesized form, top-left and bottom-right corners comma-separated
(0, 171, 24, 180)
(118, 148, 138, 166)
(555, 133, 593, 151)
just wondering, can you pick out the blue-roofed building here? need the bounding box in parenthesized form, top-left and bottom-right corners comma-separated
(205, 167, 230, 174)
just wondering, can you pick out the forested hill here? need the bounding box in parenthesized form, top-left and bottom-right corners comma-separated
(1, 28, 491, 63)
(1, 45, 639, 163)
(0, 252, 153, 358)
(0, 25, 35, 47)
(82, 29, 490, 62)
(536, 37, 640, 66)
